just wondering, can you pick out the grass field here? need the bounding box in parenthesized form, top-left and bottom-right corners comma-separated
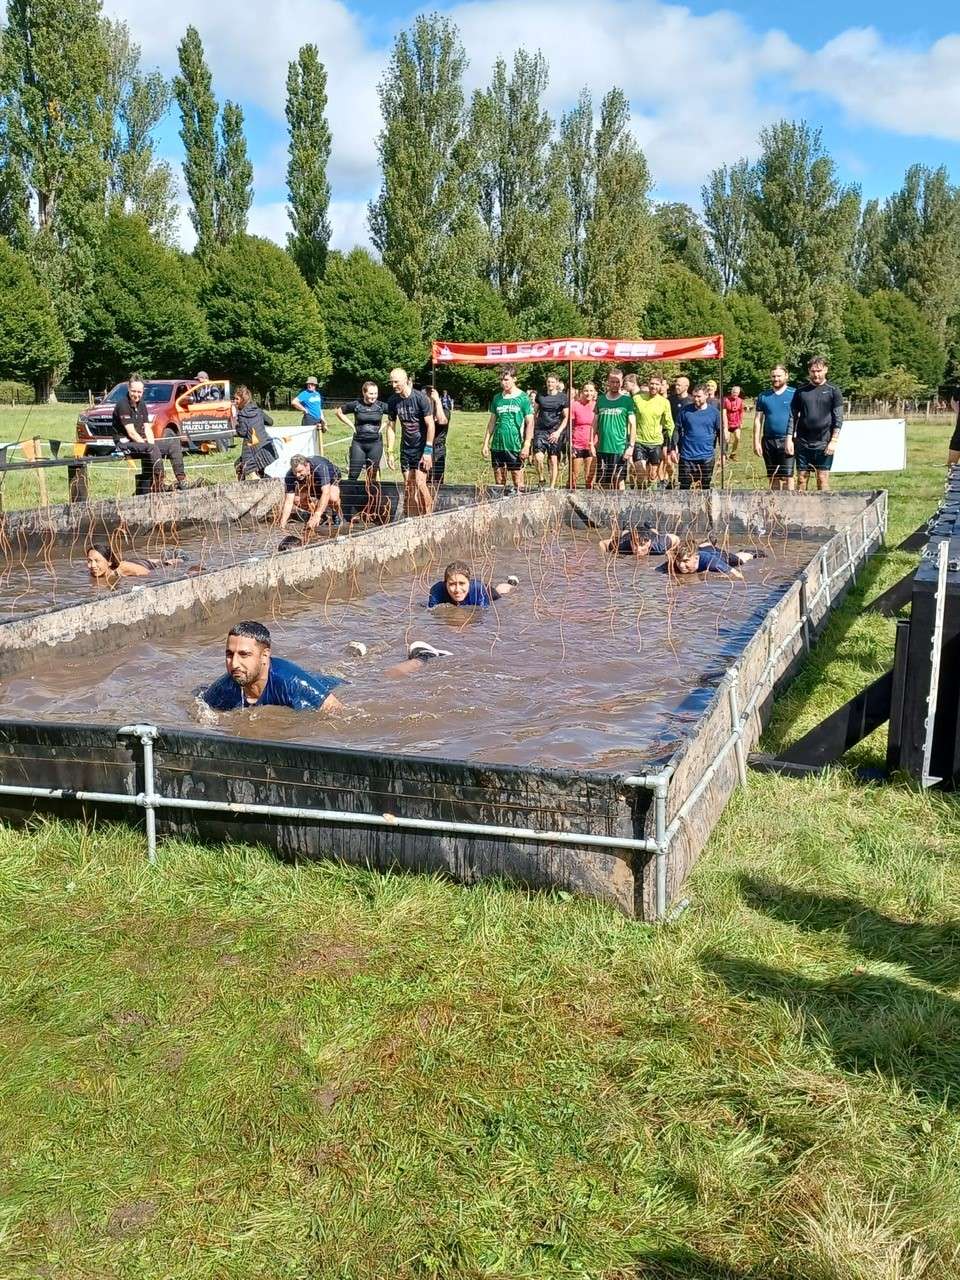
(2, 413, 960, 1278)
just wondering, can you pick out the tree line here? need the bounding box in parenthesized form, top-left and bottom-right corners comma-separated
(1, 3, 958, 406)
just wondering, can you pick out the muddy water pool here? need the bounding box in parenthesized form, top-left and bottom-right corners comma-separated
(1, 524, 816, 772)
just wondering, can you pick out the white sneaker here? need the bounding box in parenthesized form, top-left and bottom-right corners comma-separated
(347, 641, 367, 657)
(506, 574, 520, 587)
(408, 641, 453, 662)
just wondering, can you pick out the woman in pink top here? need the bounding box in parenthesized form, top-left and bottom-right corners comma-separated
(570, 382, 597, 489)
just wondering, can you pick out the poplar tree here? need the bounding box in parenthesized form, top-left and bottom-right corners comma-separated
(0, 0, 111, 394)
(285, 44, 331, 286)
(582, 88, 654, 334)
(470, 50, 566, 307)
(875, 165, 960, 338)
(174, 26, 217, 259)
(655, 202, 718, 290)
(557, 90, 593, 308)
(740, 121, 859, 364)
(216, 101, 253, 243)
(701, 159, 751, 294)
(102, 19, 176, 243)
(369, 15, 480, 331)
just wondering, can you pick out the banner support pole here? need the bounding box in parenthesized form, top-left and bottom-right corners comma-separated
(567, 358, 575, 490)
(718, 353, 725, 491)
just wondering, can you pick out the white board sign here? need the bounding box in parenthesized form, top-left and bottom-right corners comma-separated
(264, 422, 319, 478)
(830, 418, 906, 472)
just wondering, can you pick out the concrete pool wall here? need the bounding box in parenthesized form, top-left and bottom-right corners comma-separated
(0, 487, 887, 918)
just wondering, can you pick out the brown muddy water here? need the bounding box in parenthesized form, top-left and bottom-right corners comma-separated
(1, 524, 816, 772)
(0, 520, 286, 622)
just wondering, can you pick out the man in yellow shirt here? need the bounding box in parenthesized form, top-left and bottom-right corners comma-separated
(627, 372, 673, 487)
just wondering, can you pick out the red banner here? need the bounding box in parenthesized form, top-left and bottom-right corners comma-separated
(431, 335, 724, 365)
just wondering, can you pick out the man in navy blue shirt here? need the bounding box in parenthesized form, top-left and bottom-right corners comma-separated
(754, 364, 796, 491)
(278, 454, 342, 532)
(670, 384, 720, 489)
(202, 622, 344, 712)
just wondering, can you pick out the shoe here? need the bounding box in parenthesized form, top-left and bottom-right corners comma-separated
(506, 574, 520, 587)
(408, 641, 453, 662)
(278, 535, 301, 552)
(347, 641, 368, 657)
(331, 514, 343, 528)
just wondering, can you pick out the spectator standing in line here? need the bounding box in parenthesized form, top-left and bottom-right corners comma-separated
(785, 357, 843, 492)
(482, 367, 534, 495)
(388, 367, 435, 516)
(593, 369, 636, 490)
(671, 384, 720, 490)
(425, 385, 451, 492)
(722, 383, 745, 460)
(630, 372, 673, 488)
(753, 365, 796, 491)
(666, 375, 693, 487)
(569, 382, 597, 489)
(111, 375, 190, 490)
(531, 372, 569, 488)
(291, 375, 327, 439)
(193, 370, 222, 402)
(335, 381, 390, 482)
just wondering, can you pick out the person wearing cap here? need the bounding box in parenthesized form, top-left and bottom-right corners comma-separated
(192, 370, 222, 402)
(291, 377, 326, 433)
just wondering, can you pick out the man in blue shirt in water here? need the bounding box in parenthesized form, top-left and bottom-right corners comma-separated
(202, 622, 344, 712)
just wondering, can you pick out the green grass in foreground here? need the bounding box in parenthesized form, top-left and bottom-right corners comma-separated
(1, 415, 960, 1277)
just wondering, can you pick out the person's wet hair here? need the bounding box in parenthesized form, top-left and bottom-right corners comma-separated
(667, 538, 700, 573)
(443, 560, 472, 581)
(229, 620, 271, 647)
(88, 542, 119, 570)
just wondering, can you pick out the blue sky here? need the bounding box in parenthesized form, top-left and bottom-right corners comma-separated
(106, 0, 960, 250)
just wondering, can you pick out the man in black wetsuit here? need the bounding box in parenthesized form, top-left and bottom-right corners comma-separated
(111, 376, 189, 490)
(785, 356, 843, 492)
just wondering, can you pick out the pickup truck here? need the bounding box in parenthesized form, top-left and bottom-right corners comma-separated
(76, 379, 235, 456)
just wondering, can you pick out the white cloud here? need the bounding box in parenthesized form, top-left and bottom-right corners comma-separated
(790, 29, 960, 142)
(105, 0, 384, 190)
(110, 0, 960, 256)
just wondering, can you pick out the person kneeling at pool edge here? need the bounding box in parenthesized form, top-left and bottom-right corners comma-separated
(427, 560, 520, 608)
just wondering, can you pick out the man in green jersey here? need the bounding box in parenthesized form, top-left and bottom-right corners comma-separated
(629, 372, 673, 488)
(592, 369, 636, 490)
(482, 367, 534, 493)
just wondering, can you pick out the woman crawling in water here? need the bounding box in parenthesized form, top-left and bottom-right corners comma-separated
(85, 542, 189, 581)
